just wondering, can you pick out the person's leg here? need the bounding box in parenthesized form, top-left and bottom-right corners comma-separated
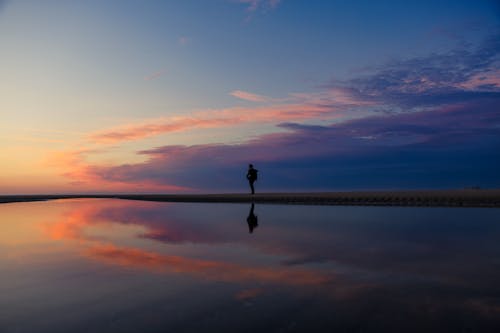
(250, 181, 255, 194)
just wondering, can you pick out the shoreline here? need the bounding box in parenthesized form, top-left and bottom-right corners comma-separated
(1, 189, 499, 207)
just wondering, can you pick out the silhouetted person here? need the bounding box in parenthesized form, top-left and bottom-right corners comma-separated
(246, 203, 258, 233)
(246, 164, 258, 194)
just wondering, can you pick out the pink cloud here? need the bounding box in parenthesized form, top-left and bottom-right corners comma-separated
(459, 70, 500, 91)
(230, 90, 270, 102)
(88, 86, 377, 145)
(89, 117, 240, 143)
(88, 102, 344, 144)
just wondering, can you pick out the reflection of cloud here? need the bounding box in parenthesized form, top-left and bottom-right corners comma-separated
(43, 199, 154, 241)
(85, 243, 333, 286)
(54, 200, 500, 290)
(37, 197, 500, 327)
(235, 288, 263, 300)
(44, 200, 333, 287)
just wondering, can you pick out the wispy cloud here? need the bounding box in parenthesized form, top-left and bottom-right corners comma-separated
(336, 33, 500, 108)
(89, 85, 380, 145)
(144, 69, 167, 81)
(234, 0, 283, 21)
(88, 102, 346, 144)
(237, 0, 282, 12)
(178, 36, 190, 46)
(230, 90, 270, 102)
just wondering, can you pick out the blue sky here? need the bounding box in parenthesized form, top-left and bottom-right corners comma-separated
(0, 0, 499, 193)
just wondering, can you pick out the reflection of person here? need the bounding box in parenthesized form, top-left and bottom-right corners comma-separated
(246, 164, 258, 195)
(246, 203, 258, 233)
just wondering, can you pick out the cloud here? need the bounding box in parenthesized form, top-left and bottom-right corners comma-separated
(90, 35, 499, 146)
(88, 85, 380, 145)
(45, 148, 189, 192)
(88, 102, 346, 144)
(144, 69, 167, 81)
(230, 90, 270, 102)
(73, 97, 500, 191)
(53, 34, 500, 190)
(237, 0, 282, 13)
(337, 33, 500, 108)
(178, 36, 190, 46)
(89, 117, 239, 143)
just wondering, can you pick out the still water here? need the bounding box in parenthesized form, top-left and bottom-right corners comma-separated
(0, 199, 499, 332)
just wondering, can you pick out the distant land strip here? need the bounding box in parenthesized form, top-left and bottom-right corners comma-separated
(1, 189, 500, 207)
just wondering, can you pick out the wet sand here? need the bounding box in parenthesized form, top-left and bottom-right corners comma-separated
(1, 189, 499, 207)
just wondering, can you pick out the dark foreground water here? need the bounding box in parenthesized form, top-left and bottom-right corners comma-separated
(1, 199, 499, 333)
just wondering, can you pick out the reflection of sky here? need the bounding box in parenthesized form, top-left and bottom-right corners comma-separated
(1, 199, 500, 332)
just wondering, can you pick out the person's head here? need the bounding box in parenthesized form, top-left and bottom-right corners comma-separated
(249, 164, 253, 168)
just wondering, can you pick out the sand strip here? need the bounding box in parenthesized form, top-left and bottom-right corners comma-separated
(1, 189, 499, 207)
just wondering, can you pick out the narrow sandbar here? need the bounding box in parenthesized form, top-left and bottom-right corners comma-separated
(1, 189, 499, 207)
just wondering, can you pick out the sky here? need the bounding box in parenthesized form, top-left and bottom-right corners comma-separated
(0, 0, 499, 194)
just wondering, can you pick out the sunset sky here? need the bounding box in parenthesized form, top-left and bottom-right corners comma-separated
(1, 0, 499, 194)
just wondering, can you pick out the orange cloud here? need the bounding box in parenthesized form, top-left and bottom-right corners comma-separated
(45, 149, 189, 192)
(90, 117, 240, 143)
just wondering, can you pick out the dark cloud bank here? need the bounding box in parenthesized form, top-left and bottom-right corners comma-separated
(95, 35, 500, 191)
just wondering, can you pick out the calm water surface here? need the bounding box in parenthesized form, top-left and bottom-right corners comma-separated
(1, 199, 499, 332)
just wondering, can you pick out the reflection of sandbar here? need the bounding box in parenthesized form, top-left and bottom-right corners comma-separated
(1, 189, 499, 207)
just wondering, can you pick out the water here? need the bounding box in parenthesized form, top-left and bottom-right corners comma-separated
(1, 199, 499, 332)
